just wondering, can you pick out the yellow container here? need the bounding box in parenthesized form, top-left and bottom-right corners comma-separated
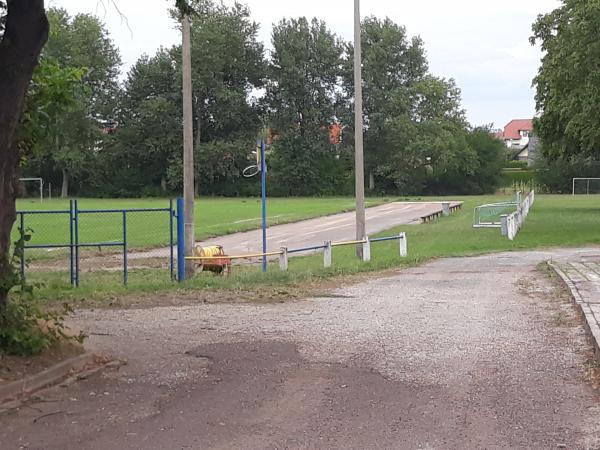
(193, 245, 230, 275)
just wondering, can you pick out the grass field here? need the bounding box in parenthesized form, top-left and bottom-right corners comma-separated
(14, 196, 388, 250)
(21, 193, 600, 305)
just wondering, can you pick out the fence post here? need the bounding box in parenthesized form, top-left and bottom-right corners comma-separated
(279, 247, 288, 271)
(122, 211, 128, 285)
(501, 215, 508, 236)
(69, 200, 75, 285)
(508, 216, 515, 241)
(442, 202, 450, 216)
(176, 197, 186, 282)
(362, 237, 371, 262)
(169, 199, 175, 281)
(74, 199, 80, 287)
(399, 232, 408, 257)
(324, 241, 332, 268)
(18, 212, 25, 280)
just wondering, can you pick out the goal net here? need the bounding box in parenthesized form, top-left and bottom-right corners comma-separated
(18, 178, 44, 203)
(572, 178, 600, 195)
(473, 202, 517, 228)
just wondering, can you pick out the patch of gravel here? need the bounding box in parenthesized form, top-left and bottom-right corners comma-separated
(11, 247, 595, 448)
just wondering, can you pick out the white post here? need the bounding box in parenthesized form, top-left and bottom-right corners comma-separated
(508, 216, 515, 241)
(324, 241, 332, 268)
(279, 247, 288, 271)
(442, 202, 450, 216)
(362, 237, 371, 262)
(399, 232, 408, 257)
(500, 215, 508, 236)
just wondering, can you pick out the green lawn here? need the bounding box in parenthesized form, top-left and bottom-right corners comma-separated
(14, 196, 388, 250)
(23, 193, 600, 305)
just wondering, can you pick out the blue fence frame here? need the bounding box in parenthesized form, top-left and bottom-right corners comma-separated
(16, 199, 176, 286)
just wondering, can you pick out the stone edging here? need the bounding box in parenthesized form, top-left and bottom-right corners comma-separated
(549, 262, 600, 361)
(0, 352, 99, 405)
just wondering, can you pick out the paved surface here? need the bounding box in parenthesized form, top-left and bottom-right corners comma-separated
(128, 201, 461, 260)
(552, 255, 600, 361)
(3, 249, 600, 449)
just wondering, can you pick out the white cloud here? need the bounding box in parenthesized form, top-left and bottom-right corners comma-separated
(49, 0, 561, 127)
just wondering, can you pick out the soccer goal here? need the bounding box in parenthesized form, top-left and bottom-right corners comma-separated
(473, 201, 518, 228)
(572, 178, 600, 195)
(18, 177, 44, 203)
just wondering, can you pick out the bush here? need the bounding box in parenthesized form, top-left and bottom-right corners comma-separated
(501, 170, 535, 187)
(534, 155, 600, 194)
(0, 229, 84, 356)
(0, 297, 83, 356)
(505, 160, 528, 169)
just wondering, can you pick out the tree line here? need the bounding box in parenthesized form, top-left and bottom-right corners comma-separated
(18, 1, 505, 198)
(530, 0, 600, 192)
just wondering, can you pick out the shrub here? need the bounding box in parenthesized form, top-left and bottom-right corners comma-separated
(0, 228, 84, 356)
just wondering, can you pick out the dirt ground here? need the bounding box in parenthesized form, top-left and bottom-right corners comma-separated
(2, 249, 600, 449)
(0, 342, 83, 384)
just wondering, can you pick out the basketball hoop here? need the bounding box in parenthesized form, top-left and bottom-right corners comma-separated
(242, 165, 260, 178)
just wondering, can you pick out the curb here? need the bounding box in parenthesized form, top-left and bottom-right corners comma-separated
(548, 262, 600, 362)
(0, 352, 102, 405)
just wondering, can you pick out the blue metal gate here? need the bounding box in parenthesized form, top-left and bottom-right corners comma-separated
(16, 200, 177, 286)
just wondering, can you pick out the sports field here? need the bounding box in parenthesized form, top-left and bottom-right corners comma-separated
(21, 193, 600, 304)
(14, 196, 388, 249)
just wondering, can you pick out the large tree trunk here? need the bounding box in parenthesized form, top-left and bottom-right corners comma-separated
(0, 0, 49, 308)
(60, 168, 69, 198)
(369, 172, 375, 191)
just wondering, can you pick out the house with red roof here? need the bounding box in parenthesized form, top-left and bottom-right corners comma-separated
(494, 118, 539, 166)
(497, 119, 533, 149)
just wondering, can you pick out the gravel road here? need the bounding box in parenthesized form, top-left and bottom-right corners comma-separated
(3, 248, 600, 449)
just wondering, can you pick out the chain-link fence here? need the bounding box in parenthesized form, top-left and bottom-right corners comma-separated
(15, 200, 176, 287)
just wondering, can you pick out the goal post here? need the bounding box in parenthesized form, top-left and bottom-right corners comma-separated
(18, 177, 44, 203)
(572, 178, 600, 195)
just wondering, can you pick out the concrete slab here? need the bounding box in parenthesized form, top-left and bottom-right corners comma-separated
(552, 260, 600, 361)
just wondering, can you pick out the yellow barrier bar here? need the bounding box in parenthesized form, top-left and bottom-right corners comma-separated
(331, 239, 367, 247)
(186, 250, 282, 261)
(186, 240, 366, 261)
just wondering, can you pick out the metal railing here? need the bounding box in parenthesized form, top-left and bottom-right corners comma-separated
(185, 232, 408, 273)
(16, 200, 176, 286)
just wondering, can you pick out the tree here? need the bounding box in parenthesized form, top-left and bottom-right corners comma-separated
(344, 17, 428, 189)
(531, 1, 600, 159)
(341, 17, 475, 194)
(0, 0, 48, 308)
(0, 0, 191, 310)
(167, 0, 265, 195)
(24, 8, 122, 197)
(265, 17, 347, 194)
(100, 50, 182, 196)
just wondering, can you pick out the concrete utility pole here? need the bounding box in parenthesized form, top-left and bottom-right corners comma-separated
(182, 15, 195, 277)
(353, 0, 366, 258)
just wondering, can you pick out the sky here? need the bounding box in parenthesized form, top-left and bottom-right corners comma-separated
(49, 0, 562, 129)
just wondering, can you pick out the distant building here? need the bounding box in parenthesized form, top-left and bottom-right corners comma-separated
(497, 119, 534, 149)
(494, 118, 540, 166)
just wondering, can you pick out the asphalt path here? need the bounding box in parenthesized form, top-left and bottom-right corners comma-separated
(127, 201, 461, 260)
